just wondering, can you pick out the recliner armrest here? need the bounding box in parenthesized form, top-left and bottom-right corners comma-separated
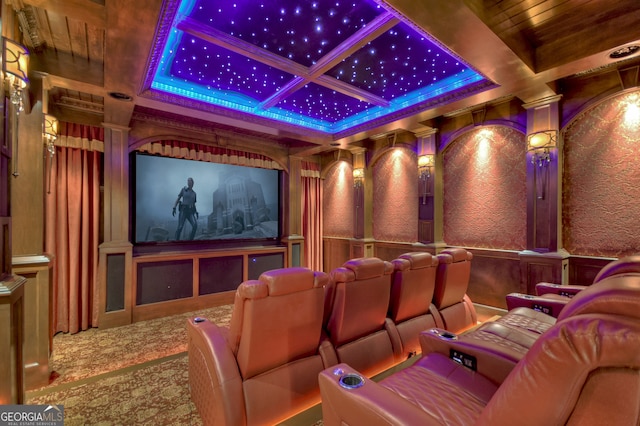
(186, 318, 245, 426)
(535, 282, 587, 297)
(418, 327, 520, 385)
(319, 363, 435, 426)
(506, 293, 569, 317)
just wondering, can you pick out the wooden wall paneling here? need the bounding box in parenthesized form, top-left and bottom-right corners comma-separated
(0, 275, 25, 404)
(519, 253, 567, 294)
(349, 241, 364, 261)
(418, 220, 433, 244)
(130, 247, 285, 323)
(568, 256, 614, 286)
(373, 241, 426, 261)
(97, 242, 133, 328)
(323, 237, 351, 272)
(467, 249, 521, 309)
(12, 255, 52, 391)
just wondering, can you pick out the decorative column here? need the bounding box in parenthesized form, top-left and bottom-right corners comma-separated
(523, 96, 562, 252)
(10, 98, 56, 390)
(415, 127, 438, 245)
(282, 156, 304, 267)
(97, 123, 133, 328)
(521, 95, 568, 291)
(350, 148, 373, 258)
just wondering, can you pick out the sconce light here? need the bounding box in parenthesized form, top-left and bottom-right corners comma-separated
(43, 114, 59, 193)
(43, 114, 58, 156)
(2, 38, 30, 114)
(527, 130, 557, 167)
(418, 154, 434, 204)
(527, 130, 557, 200)
(353, 168, 364, 188)
(418, 154, 434, 179)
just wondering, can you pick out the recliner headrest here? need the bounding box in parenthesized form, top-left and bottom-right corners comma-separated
(593, 255, 640, 283)
(258, 267, 319, 296)
(438, 247, 472, 263)
(558, 273, 640, 321)
(340, 257, 393, 280)
(398, 252, 438, 269)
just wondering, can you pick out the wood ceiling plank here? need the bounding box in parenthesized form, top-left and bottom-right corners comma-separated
(85, 25, 105, 63)
(43, 9, 72, 53)
(21, 0, 105, 29)
(32, 7, 54, 48)
(66, 18, 89, 60)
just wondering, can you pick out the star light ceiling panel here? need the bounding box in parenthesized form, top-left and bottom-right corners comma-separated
(151, 0, 491, 136)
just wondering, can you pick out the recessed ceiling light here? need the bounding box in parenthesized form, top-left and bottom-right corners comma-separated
(609, 45, 640, 59)
(108, 92, 133, 101)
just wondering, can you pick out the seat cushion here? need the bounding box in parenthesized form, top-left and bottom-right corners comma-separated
(379, 353, 497, 424)
(494, 307, 556, 336)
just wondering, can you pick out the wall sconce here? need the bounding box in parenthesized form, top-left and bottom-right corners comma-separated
(418, 154, 434, 204)
(418, 154, 434, 179)
(527, 130, 557, 200)
(527, 130, 557, 167)
(2, 38, 30, 114)
(43, 114, 59, 193)
(353, 168, 364, 188)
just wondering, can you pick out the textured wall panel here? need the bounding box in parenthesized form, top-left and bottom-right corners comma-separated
(373, 148, 418, 242)
(563, 92, 640, 257)
(323, 161, 355, 238)
(443, 127, 527, 250)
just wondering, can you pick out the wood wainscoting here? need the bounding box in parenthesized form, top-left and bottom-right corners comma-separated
(98, 245, 288, 327)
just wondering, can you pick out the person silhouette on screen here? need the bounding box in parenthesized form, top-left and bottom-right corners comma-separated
(172, 177, 198, 240)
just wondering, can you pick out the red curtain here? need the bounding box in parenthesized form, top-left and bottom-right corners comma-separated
(301, 161, 323, 271)
(45, 125, 102, 334)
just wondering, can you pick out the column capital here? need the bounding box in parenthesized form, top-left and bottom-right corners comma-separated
(522, 95, 563, 110)
(413, 126, 438, 139)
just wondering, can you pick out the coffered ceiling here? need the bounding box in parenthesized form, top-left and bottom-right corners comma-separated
(5, 0, 640, 154)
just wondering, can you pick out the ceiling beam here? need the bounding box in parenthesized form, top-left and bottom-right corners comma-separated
(383, 0, 557, 104)
(177, 16, 389, 109)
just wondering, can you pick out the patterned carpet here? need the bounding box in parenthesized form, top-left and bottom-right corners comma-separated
(26, 305, 234, 425)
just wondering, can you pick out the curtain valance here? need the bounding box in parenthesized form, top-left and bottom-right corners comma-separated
(301, 160, 320, 178)
(136, 140, 283, 170)
(56, 122, 105, 152)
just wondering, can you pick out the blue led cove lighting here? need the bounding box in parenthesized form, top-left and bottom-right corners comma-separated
(150, 0, 490, 135)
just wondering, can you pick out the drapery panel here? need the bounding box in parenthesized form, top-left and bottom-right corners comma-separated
(301, 161, 323, 271)
(45, 124, 102, 334)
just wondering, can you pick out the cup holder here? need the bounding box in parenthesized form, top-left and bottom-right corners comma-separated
(428, 328, 458, 340)
(338, 373, 365, 389)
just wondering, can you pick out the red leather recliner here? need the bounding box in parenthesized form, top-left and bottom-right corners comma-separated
(388, 252, 443, 358)
(498, 255, 640, 339)
(320, 257, 401, 378)
(433, 248, 477, 333)
(505, 257, 629, 318)
(421, 256, 640, 382)
(320, 258, 640, 425)
(187, 267, 330, 426)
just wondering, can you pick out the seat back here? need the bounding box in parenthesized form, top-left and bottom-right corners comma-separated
(326, 257, 397, 376)
(433, 248, 477, 332)
(227, 267, 328, 380)
(389, 252, 438, 322)
(327, 257, 394, 345)
(478, 272, 640, 425)
(389, 252, 441, 356)
(592, 254, 640, 283)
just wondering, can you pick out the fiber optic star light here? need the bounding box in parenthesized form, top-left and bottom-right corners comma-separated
(148, 0, 492, 136)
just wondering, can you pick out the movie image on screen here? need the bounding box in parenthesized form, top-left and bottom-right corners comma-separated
(134, 154, 280, 244)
